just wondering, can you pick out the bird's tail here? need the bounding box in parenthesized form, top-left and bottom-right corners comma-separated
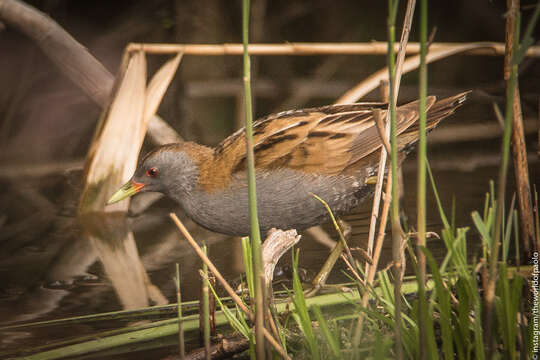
(398, 91, 470, 148)
(426, 91, 470, 129)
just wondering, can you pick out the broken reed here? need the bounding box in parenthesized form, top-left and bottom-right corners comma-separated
(387, 0, 404, 358)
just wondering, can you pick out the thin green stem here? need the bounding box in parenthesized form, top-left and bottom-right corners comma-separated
(388, 0, 403, 359)
(201, 245, 211, 360)
(175, 263, 185, 360)
(416, 0, 429, 358)
(242, 0, 265, 358)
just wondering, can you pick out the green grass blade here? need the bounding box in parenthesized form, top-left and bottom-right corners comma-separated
(426, 160, 451, 230)
(241, 237, 255, 299)
(502, 196, 516, 263)
(291, 249, 320, 360)
(472, 211, 492, 249)
(514, 1, 540, 63)
(312, 304, 343, 359)
(373, 332, 393, 359)
(207, 275, 251, 339)
(421, 247, 453, 360)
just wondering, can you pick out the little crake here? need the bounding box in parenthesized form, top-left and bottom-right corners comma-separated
(108, 93, 468, 236)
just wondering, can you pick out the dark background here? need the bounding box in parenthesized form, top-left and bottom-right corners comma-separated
(0, 0, 538, 164)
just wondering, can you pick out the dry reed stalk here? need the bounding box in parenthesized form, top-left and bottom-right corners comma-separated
(485, 0, 521, 355)
(76, 52, 180, 311)
(336, 42, 494, 104)
(353, 2, 416, 350)
(169, 213, 291, 360)
(125, 41, 540, 57)
(504, 0, 534, 257)
(387, 4, 416, 358)
(79, 52, 181, 213)
(79, 51, 146, 213)
(363, 98, 389, 280)
(393, 1, 417, 100)
(352, 166, 394, 343)
(363, 82, 389, 279)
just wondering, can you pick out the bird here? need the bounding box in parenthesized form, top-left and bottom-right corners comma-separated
(108, 92, 469, 236)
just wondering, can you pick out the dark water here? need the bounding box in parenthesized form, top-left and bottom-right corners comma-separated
(0, 135, 537, 358)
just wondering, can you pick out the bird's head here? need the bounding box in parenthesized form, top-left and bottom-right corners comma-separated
(107, 143, 201, 205)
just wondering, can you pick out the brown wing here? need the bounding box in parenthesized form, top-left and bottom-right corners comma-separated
(199, 99, 439, 191)
(214, 103, 388, 175)
(198, 93, 469, 192)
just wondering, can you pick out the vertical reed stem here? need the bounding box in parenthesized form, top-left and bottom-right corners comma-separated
(175, 263, 185, 360)
(416, 0, 428, 358)
(485, 3, 519, 356)
(505, 0, 534, 259)
(242, 0, 266, 358)
(387, 1, 403, 358)
(201, 245, 211, 360)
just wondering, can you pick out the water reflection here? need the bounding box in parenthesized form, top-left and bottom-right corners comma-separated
(80, 212, 168, 309)
(0, 199, 232, 350)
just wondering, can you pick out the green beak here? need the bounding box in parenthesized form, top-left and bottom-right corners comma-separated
(107, 180, 146, 204)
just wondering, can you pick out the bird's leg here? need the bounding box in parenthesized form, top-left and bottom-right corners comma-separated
(305, 219, 352, 297)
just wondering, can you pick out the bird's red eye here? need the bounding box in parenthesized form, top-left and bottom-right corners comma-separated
(146, 167, 158, 177)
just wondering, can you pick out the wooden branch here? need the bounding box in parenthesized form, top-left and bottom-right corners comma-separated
(126, 41, 540, 57)
(163, 335, 249, 360)
(262, 229, 301, 287)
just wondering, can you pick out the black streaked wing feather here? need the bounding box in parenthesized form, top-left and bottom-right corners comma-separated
(211, 94, 462, 177)
(220, 103, 386, 175)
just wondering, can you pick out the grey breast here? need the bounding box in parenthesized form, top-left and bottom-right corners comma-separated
(183, 168, 370, 237)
